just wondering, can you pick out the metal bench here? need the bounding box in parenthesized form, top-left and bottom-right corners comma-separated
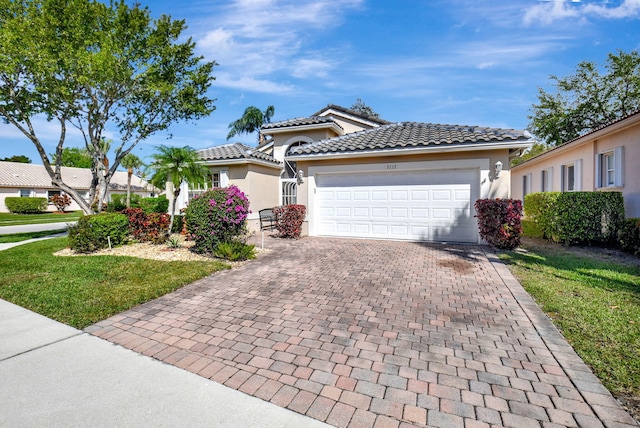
(259, 208, 277, 231)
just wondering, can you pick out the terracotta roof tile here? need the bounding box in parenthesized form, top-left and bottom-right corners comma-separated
(0, 161, 150, 190)
(196, 142, 280, 165)
(287, 122, 531, 156)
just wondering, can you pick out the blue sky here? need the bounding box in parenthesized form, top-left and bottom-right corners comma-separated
(2, 0, 640, 167)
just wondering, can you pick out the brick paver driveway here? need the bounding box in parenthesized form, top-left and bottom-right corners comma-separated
(87, 237, 637, 428)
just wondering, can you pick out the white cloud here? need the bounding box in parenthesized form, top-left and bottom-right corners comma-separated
(195, 0, 363, 92)
(524, 0, 640, 25)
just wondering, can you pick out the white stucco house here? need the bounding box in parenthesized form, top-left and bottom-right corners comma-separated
(0, 161, 155, 212)
(171, 105, 534, 244)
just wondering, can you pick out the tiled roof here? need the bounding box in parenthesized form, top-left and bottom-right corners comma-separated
(312, 104, 392, 125)
(261, 116, 342, 131)
(288, 122, 531, 156)
(197, 142, 281, 165)
(0, 161, 150, 190)
(513, 109, 640, 168)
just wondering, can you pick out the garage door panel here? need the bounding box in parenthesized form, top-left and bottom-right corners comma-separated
(371, 191, 388, 201)
(371, 207, 388, 218)
(315, 169, 477, 242)
(336, 207, 351, 217)
(411, 208, 429, 219)
(432, 208, 453, 219)
(411, 190, 429, 200)
(354, 191, 369, 201)
(352, 207, 369, 217)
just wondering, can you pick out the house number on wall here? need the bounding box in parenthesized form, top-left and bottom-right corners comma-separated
(386, 164, 397, 170)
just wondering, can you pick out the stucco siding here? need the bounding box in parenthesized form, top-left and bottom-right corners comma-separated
(511, 113, 640, 218)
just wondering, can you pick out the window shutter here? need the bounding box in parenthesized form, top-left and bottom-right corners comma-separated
(220, 170, 229, 187)
(560, 165, 565, 191)
(614, 147, 624, 187)
(595, 153, 602, 188)
(574, 159, 583, 191)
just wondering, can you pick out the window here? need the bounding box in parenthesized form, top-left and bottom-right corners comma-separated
(187, 170, 228, 201)
(19, 189, 32, 197)
(561, 160, 582, 192)
(47, 190, 61, 203)
(596, 147, 623, 188)
(522, 173, 532, 198)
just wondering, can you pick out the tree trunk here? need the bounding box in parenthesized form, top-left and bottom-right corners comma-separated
(126, 168, 132, 208)
(169, 188, 180, 233)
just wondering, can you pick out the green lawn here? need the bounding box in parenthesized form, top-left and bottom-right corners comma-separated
(0, 237, 229, 329)
(0, 230, 67, 243)
(500, 241, 640, 399)
(0, 211, 83, 226)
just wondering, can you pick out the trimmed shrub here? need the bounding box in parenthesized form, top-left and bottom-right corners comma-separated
(213, 241, 256, 261)
(273, 204, 306, 239)
(618, 218, 640, 256)
(474, 199, 523, 250)
(122, 208, 170, 244)
(185, 185, 251, 254)
(5, 197, 47, 214)
(171, 214, 184, 234)
(67, 212, 129, 253)
(107, 194, 141, 212)
(523, 192, 560, 239)
(550, 192, 624, 245)
(139, 196, 169, 214)
(521, 218, 543, 238)
(49, 194, 72, 212)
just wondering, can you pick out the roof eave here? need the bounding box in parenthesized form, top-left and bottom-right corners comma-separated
(287, 140, 534, 162)
(262, 122, 344, 136)
(513, 111, 640, 170)
(199, 158, 282, 169)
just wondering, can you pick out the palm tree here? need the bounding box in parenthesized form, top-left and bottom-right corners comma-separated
(227, 105, 275, 145)
(147, 145, 208, 232)
(121, 153, 144, 208)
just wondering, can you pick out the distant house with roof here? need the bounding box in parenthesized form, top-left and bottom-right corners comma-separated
(0, 161, 155, 212)
(173, 104, 533, 243)
(511, 110, 640, 218)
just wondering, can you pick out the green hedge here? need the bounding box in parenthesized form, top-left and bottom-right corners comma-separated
(139, 196, 168, 214)
(67, 213, 129, 253)
(5, 197, 47, 214)
(523, 192, 560, 239)
(618, 218, 640, 256)
(524, 191, 624, 246)
(107, 194, 141, 212)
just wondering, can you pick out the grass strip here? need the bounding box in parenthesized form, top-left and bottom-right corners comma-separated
(500, 243, 640, 398)
(0, 238, 229, 329)
(0, 230, 67, 243)
(0, 211, 82, 226)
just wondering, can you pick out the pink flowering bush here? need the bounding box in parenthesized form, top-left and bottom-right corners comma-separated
(474, 198, 523, 250)
(184, 185, 251, 254)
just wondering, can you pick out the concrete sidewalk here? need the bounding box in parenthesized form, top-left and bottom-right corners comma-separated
(0, 300, 330, 428)
(0, 221, 75, 235)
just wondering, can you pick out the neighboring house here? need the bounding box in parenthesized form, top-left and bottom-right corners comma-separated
(175, 104, 533, 243)
(0, 161, 155, 212)
(511, 110, 640, 218)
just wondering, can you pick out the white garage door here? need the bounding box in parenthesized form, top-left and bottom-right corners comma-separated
(314, 169, 478, 242)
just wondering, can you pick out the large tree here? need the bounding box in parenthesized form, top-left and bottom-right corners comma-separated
(529, 50, 640, 146)
(120, 153, 144, 208)
(1, 155, 31, 163)
(0, 0, 216, 214)
(227, 105, 275, 145)
(147, 145, 208, 233)
(350, 98, 380, 119)
(50, 147, 93, 168)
